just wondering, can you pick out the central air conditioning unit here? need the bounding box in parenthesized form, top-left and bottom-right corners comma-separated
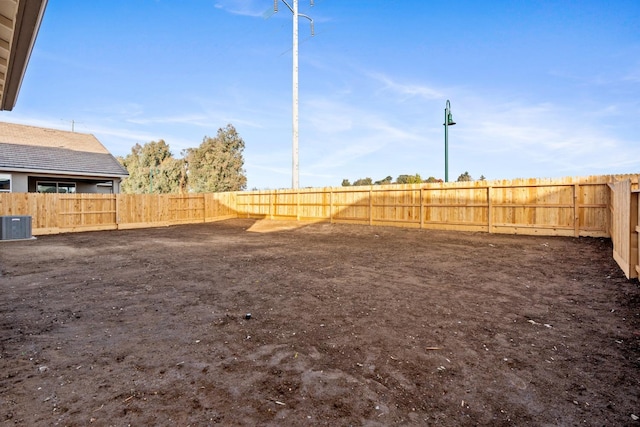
(0, 216, 33, 240)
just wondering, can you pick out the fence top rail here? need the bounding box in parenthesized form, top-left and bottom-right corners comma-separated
(242, 181, 617, 196)
(236, 174, 640, 196)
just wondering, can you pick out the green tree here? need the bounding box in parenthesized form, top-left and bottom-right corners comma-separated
(341, 179, 351, 187)
(374, 176, 393, 185)
(396, 173, 422, 184)
(119, 140, 185, 194)
(425, 176, 442, 183)
(457, 171, 473, 182)
(185, 124, 247, 193)
(478, 175, 486, 181)
(353, 177, 373, 186)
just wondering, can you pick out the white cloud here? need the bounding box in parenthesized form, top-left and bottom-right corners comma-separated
(451, 96, 640, 177)
(369, 72, 444, 101)
(214, 0, 274, 18)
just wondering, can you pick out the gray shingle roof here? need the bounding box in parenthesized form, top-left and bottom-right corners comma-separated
(0, 122, 128, 177)
(0, 142, 129, 176)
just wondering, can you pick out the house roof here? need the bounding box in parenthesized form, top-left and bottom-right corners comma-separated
(0, 121, 128, 178)
(0, 1, 48, 111)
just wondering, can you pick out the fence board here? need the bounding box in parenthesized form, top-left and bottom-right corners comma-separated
(636, 189, 640, 277)
(203, 192, 236, 221)
(58, 194, 117, 232)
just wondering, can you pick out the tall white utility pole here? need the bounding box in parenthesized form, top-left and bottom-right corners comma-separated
(275, 0, 314, 189)
(292, 0, 299, 189)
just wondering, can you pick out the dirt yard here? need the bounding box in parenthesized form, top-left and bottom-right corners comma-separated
(0, 218, 638, 426)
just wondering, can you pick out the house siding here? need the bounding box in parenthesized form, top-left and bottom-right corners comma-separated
(11, 172, 28, 192)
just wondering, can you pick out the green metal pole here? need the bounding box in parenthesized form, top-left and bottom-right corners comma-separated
(444, 104, 449, 183)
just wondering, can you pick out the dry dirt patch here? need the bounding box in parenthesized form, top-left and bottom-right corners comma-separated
(0, 218, 639, 426)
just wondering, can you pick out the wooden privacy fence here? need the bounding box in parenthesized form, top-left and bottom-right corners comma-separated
(236, 176, 622, 237)
(1, 174, 638, 279)
(0, 192, 237, 235)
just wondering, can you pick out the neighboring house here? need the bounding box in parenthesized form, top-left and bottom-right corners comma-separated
(0, 121, 128, 194)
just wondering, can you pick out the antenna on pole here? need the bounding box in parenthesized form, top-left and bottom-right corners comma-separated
(274, 0, 314, 189)
(61, 119, 82, 132)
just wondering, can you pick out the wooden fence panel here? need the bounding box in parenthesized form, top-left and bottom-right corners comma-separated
(237, 192, 270, 218)
(118, 194, 163, 229)
(58, 194, 117, 232)
(0, 193, 58, 234)
(578, 183, 610, 237)
(609, 180, 639, 279)
(168, 194, 204, 224)
(35, 194, 59, 233)
(490, 184, 575, 236)
(372, 187, 421, 227)
(636, 189, 640, 278)
(298, 189, 331, 221)
(331, 188, 370, 224)
(421, 185, 488, 232)
(273, 191, 297, 219)
(203, 192, 236, 221)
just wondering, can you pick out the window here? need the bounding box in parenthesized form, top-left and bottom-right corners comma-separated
(57, 183, 76, 194)
(0, 174, 10, 192)
(36, 181, 76, 194)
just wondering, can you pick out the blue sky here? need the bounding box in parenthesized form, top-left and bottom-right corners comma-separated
(2, 0, 639, 189)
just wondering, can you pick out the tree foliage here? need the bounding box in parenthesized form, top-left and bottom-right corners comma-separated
(118, 124, 247, 194)
(119, 140, 185, 194)
(341, 172, 482, 185)
(343, 173, 432, 186)
(374, 176, 393, 185)
(396, 174, 422, 184)
(184, 124, 247, 193)
(353, 177, 373, 186)
(457, 171, 473, 182)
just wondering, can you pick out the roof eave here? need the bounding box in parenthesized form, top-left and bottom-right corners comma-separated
(0, 166, 128, 179)
(1, 0, 48, 111)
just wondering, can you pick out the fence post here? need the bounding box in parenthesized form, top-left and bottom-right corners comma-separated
(573, 184, 580, 237)
(369, 189, 373, 226)
(55, 193, 61, 230)
(269, 192, 274, 220)
(487, 186, 493, 233)
(329, 190, 333, 223)
(632, 190, 639, 278)
(115, 194, 120, 229)
(420, 188, 424, 229)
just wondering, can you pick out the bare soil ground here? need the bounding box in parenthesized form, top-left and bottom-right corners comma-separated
(1, 218, 639, 426)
